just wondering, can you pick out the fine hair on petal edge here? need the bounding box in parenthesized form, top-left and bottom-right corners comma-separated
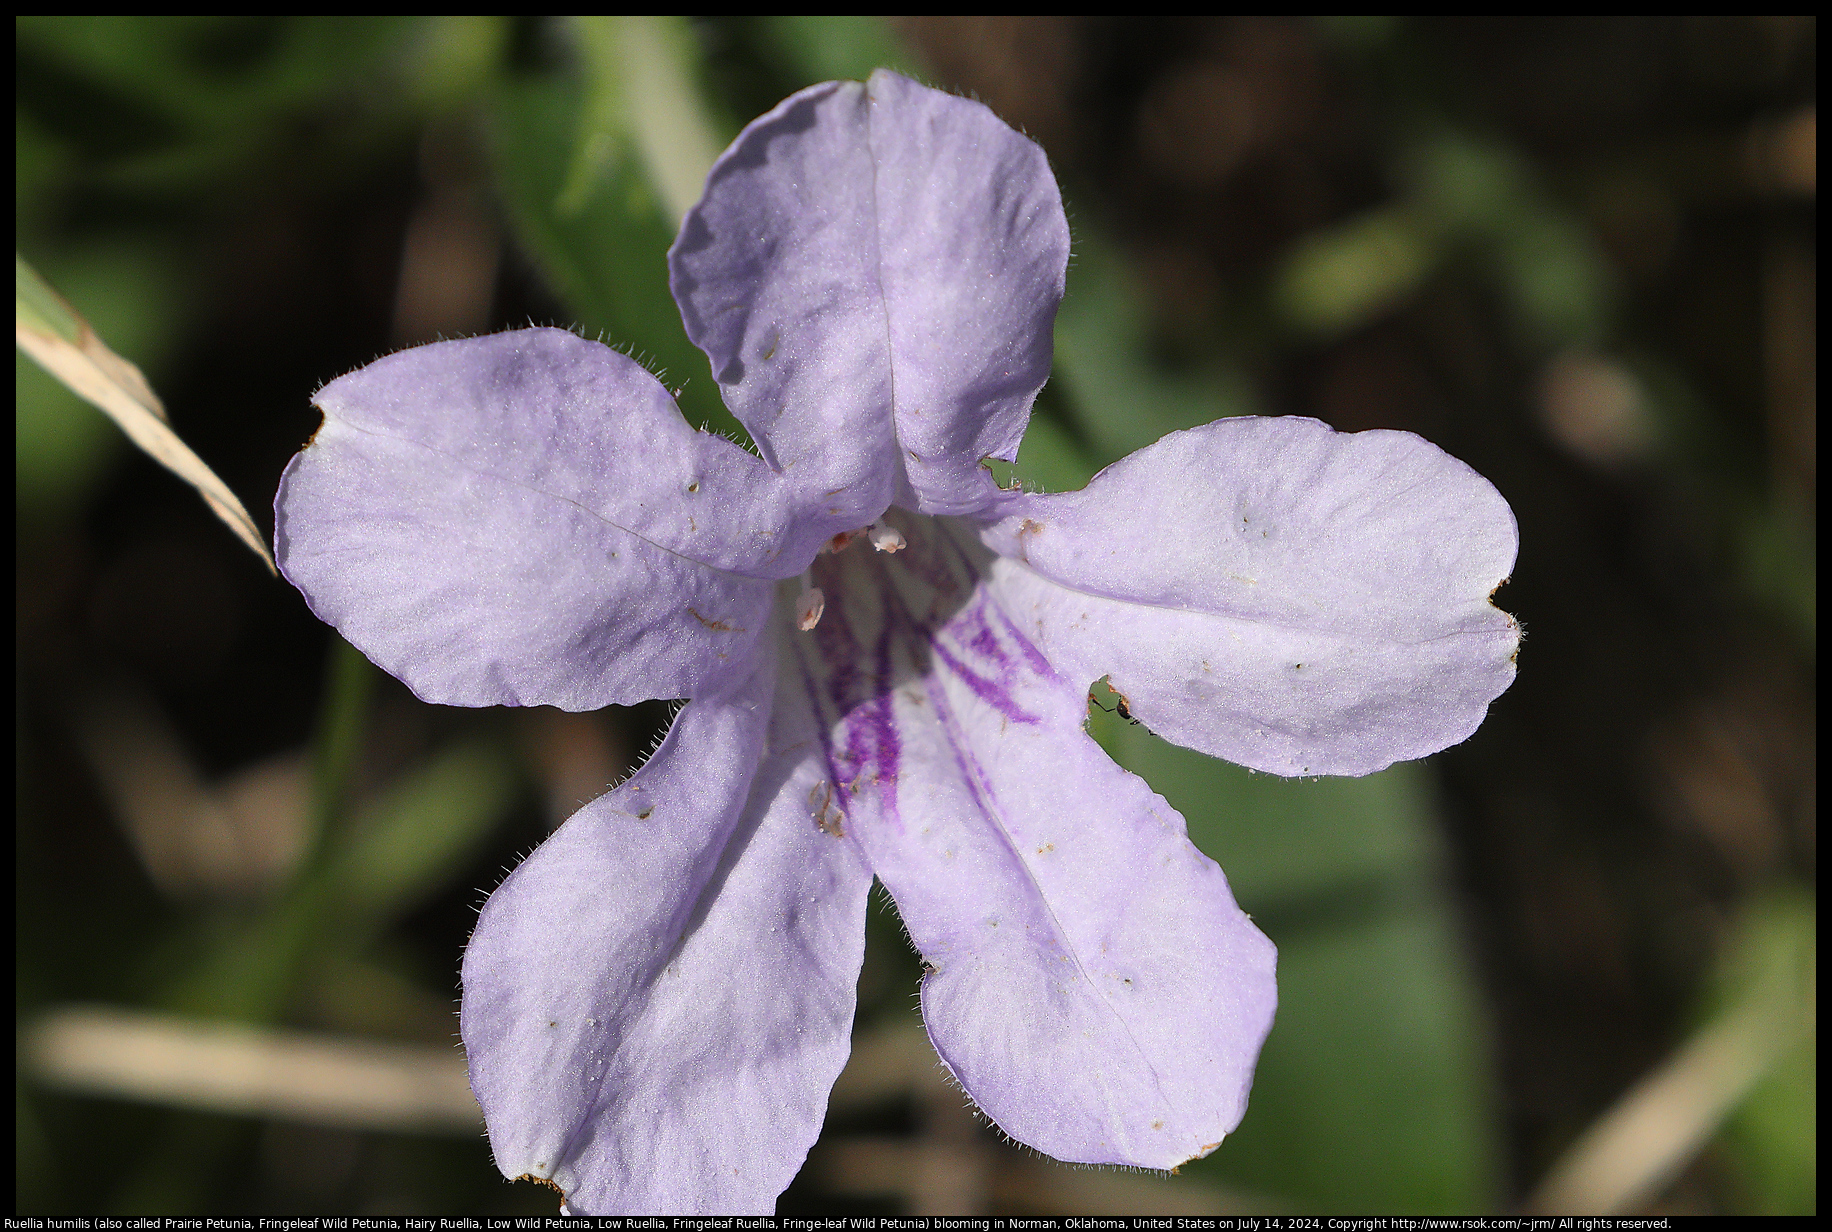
(597, 698, 687, 799)
(915, 1053, 1180, 1176)
(317, 325, 518, 395)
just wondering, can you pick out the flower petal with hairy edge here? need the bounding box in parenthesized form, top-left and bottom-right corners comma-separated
(276, 329, 792, 710)
(669, 71, 1069, 532)
(789, 514, 1276, 1168)
(460, 636, 872, 1214)
(981, 417, 1520, 776)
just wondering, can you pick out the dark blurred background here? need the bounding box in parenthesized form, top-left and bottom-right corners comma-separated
(16, 16, 1814, 1216)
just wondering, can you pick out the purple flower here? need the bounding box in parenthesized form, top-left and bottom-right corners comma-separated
(274, 71, 1519, 1214)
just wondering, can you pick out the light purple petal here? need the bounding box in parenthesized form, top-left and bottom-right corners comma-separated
(275, 328, 788, 709)
(860, 70, 1070, 515)
(981, 416, 1520, 776)
(460, 639, 872, 1214)
(669, 70, 1067, 527)
(788, 514, 1276, 1168)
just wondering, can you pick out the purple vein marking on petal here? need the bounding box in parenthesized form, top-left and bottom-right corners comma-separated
(839, 606, 904, 824)
(990, 592, 1057, 682)
(789, 595, 894, 843)
(934, 515, 1061, 686)
(787, 623, 847, 789)
(919, 521, 1179, 1107)
(861, 535, 1041, 727)
(811, 560, 865, 711)
(923, 597, 1040, 726)
(967, 613, 1003, 661)
(926, 614, 1041, 725)
(806, 556, 905, 831)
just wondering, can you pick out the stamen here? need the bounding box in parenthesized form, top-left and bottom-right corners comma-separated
(795, 572, 825, 631)
(868, 520, 906, 553)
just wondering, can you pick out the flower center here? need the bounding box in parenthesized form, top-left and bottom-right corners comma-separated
(796, 517, 907, 631)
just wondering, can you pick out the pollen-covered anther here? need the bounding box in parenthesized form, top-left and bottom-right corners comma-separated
(822, 529, 862, 554)
(795, 576, 826, 631)
(867, 520, 906, 553)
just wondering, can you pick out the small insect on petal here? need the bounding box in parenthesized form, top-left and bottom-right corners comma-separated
(1089, 689, 1141, 726)
(867, 520, 906, 553)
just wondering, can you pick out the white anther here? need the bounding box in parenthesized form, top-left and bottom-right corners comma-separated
(795, 576, 826, 631)
(868, 520, 906, 553)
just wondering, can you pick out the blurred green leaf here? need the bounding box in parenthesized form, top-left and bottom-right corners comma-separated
(1737, 497, 1816, 658)
(1273, 204, 1436, 337)
(15, 253, 82, 342)
(753, 16, 925, 87)
(573, 17, 729, 228)
(159, 884, 338, 1022)
(1712, 888, 1817, 1215)
(15, 251, 132, 518)
(1528, 885, 1815, 1214)
(306, 636, 380, 866)
(1724, 1027, 1816, 1214)
(400, 15, 511, 115)
(16, 16, 433, 194)
(1487, 209, 1612, 349)
(1404, 130, 1613, 348)
(160, 643, 512, 1025)
(1051, 227, 1260, 466)
(1403, 131, 1528, 236)
(1238, 902, 1499, 1212)
(1009, 401, 1098, 494)
(160, 739, 521, 1023)
(1273, 126, 1613, 347)
(328, 738, 521, 932)
(489, 41, 745, 445)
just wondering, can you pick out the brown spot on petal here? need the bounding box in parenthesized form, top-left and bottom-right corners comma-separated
(808, 780, 844, 837)
(687, 606, 743, 633)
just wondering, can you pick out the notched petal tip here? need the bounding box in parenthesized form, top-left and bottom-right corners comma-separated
(295, 406, 329, 452)
(982, 415, 1523, 776)
(275, 327, 789, 710)
(1184, 1139, 1225, 1165)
